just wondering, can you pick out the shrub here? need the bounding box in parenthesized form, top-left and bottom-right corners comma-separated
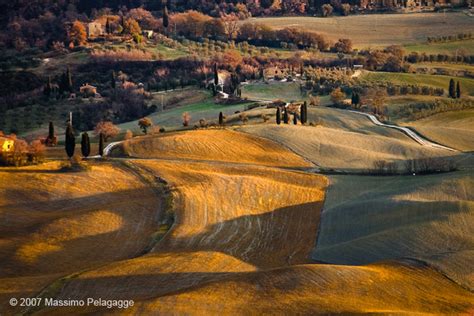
(239, 112, 249, 124)
(94, 121, 120, 142)
(124, 130, 133, 140)
(199, 118, 208, 128)
(182, 112, 191, 126)
(138, 117, 153, 134)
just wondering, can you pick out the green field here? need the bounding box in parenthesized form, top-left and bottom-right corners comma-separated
(360, 71, 474, 95)
(241, 82, 305, 102)
(414, 62, 474, 74)
(117, 94, 255, 132)
(404, 39, 474, 55)
(248, 12, 474, 48)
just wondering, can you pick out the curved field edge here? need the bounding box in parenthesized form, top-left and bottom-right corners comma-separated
(112, 129, 313, 168)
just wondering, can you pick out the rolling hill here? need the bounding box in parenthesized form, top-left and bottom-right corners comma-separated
(313, 171, 474, 291)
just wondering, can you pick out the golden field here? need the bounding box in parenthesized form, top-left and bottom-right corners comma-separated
(0, 161, 162, 312)
(117, 129, 312, 168)
(1, 128, 473, 314)
(238, 108, 458, 172)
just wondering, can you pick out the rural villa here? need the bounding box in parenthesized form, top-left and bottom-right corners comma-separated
(0, 137, 14, 153)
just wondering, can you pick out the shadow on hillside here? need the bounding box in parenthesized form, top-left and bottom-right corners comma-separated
(152, 200, 324, 269)
(0, 187, 161, 278)
(49, 261, 473, 316)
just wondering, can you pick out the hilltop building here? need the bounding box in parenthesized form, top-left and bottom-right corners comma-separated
(87, 22, 106, 38)
(0, 137, 14, 153)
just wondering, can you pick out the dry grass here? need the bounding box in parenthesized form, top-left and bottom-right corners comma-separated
(0, 161, 160, 312)
(248, 12, 474, 48)
(238, 107, 456, 172)
(314, 171, 474, 291)
(403, 109, 474, 151)
(118, 129, 312, 168)
(38, 160, 331, 313)
(135, 262, 473, 315)
(2, 123, 473, 314)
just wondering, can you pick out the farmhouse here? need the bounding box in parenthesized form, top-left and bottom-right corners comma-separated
(0, 137, 14, 153)
(87, 21, 105, 38)
(142, 30, 154, 39)
(80, 83, 98, 97)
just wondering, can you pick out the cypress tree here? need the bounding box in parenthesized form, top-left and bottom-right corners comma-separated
(293, 114, 298, 125)
(66, 67, 73, 92)
(111, 71, 116, 89)
(449, 78, 456, 98)
(301, 101, 308, 124)
(214, 63, 219, 86)
(48, 121, 55, 140)
(219, 111, 224, 126)
(456, 81, 461, 98)
(163, 6, 169, 29)
(65, 123, 75, 158)
(99, 133, 104, 156)
(81, 132, 90, 158)
(106, 18, 111, 34)
(276, 107, 281, 125)
(283, 109, 289, 124)
(44, 76, 52, 97)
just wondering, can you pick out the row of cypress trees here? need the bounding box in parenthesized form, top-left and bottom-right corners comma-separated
(448, 79, 462, 99)
(65, 123, 105, 158)
(276, 102, 308, 125)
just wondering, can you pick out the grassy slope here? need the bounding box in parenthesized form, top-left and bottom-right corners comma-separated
(405, 39, 474, 55)
(248, 12, 474, 48)
(241, 81, 304, 102)
(0, 161, 161, 312)
(360, 71, 474, 95)
(239, 107, 456, 172)
(313, 171, 474, 291)
(117, 129, 312, 168)
(403, 109, 474, 151)
(117, 90, 254, 132)
(415, 62, 474, 73)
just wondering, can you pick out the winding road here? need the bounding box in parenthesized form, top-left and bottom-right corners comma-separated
(348, 110, 458, 152)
